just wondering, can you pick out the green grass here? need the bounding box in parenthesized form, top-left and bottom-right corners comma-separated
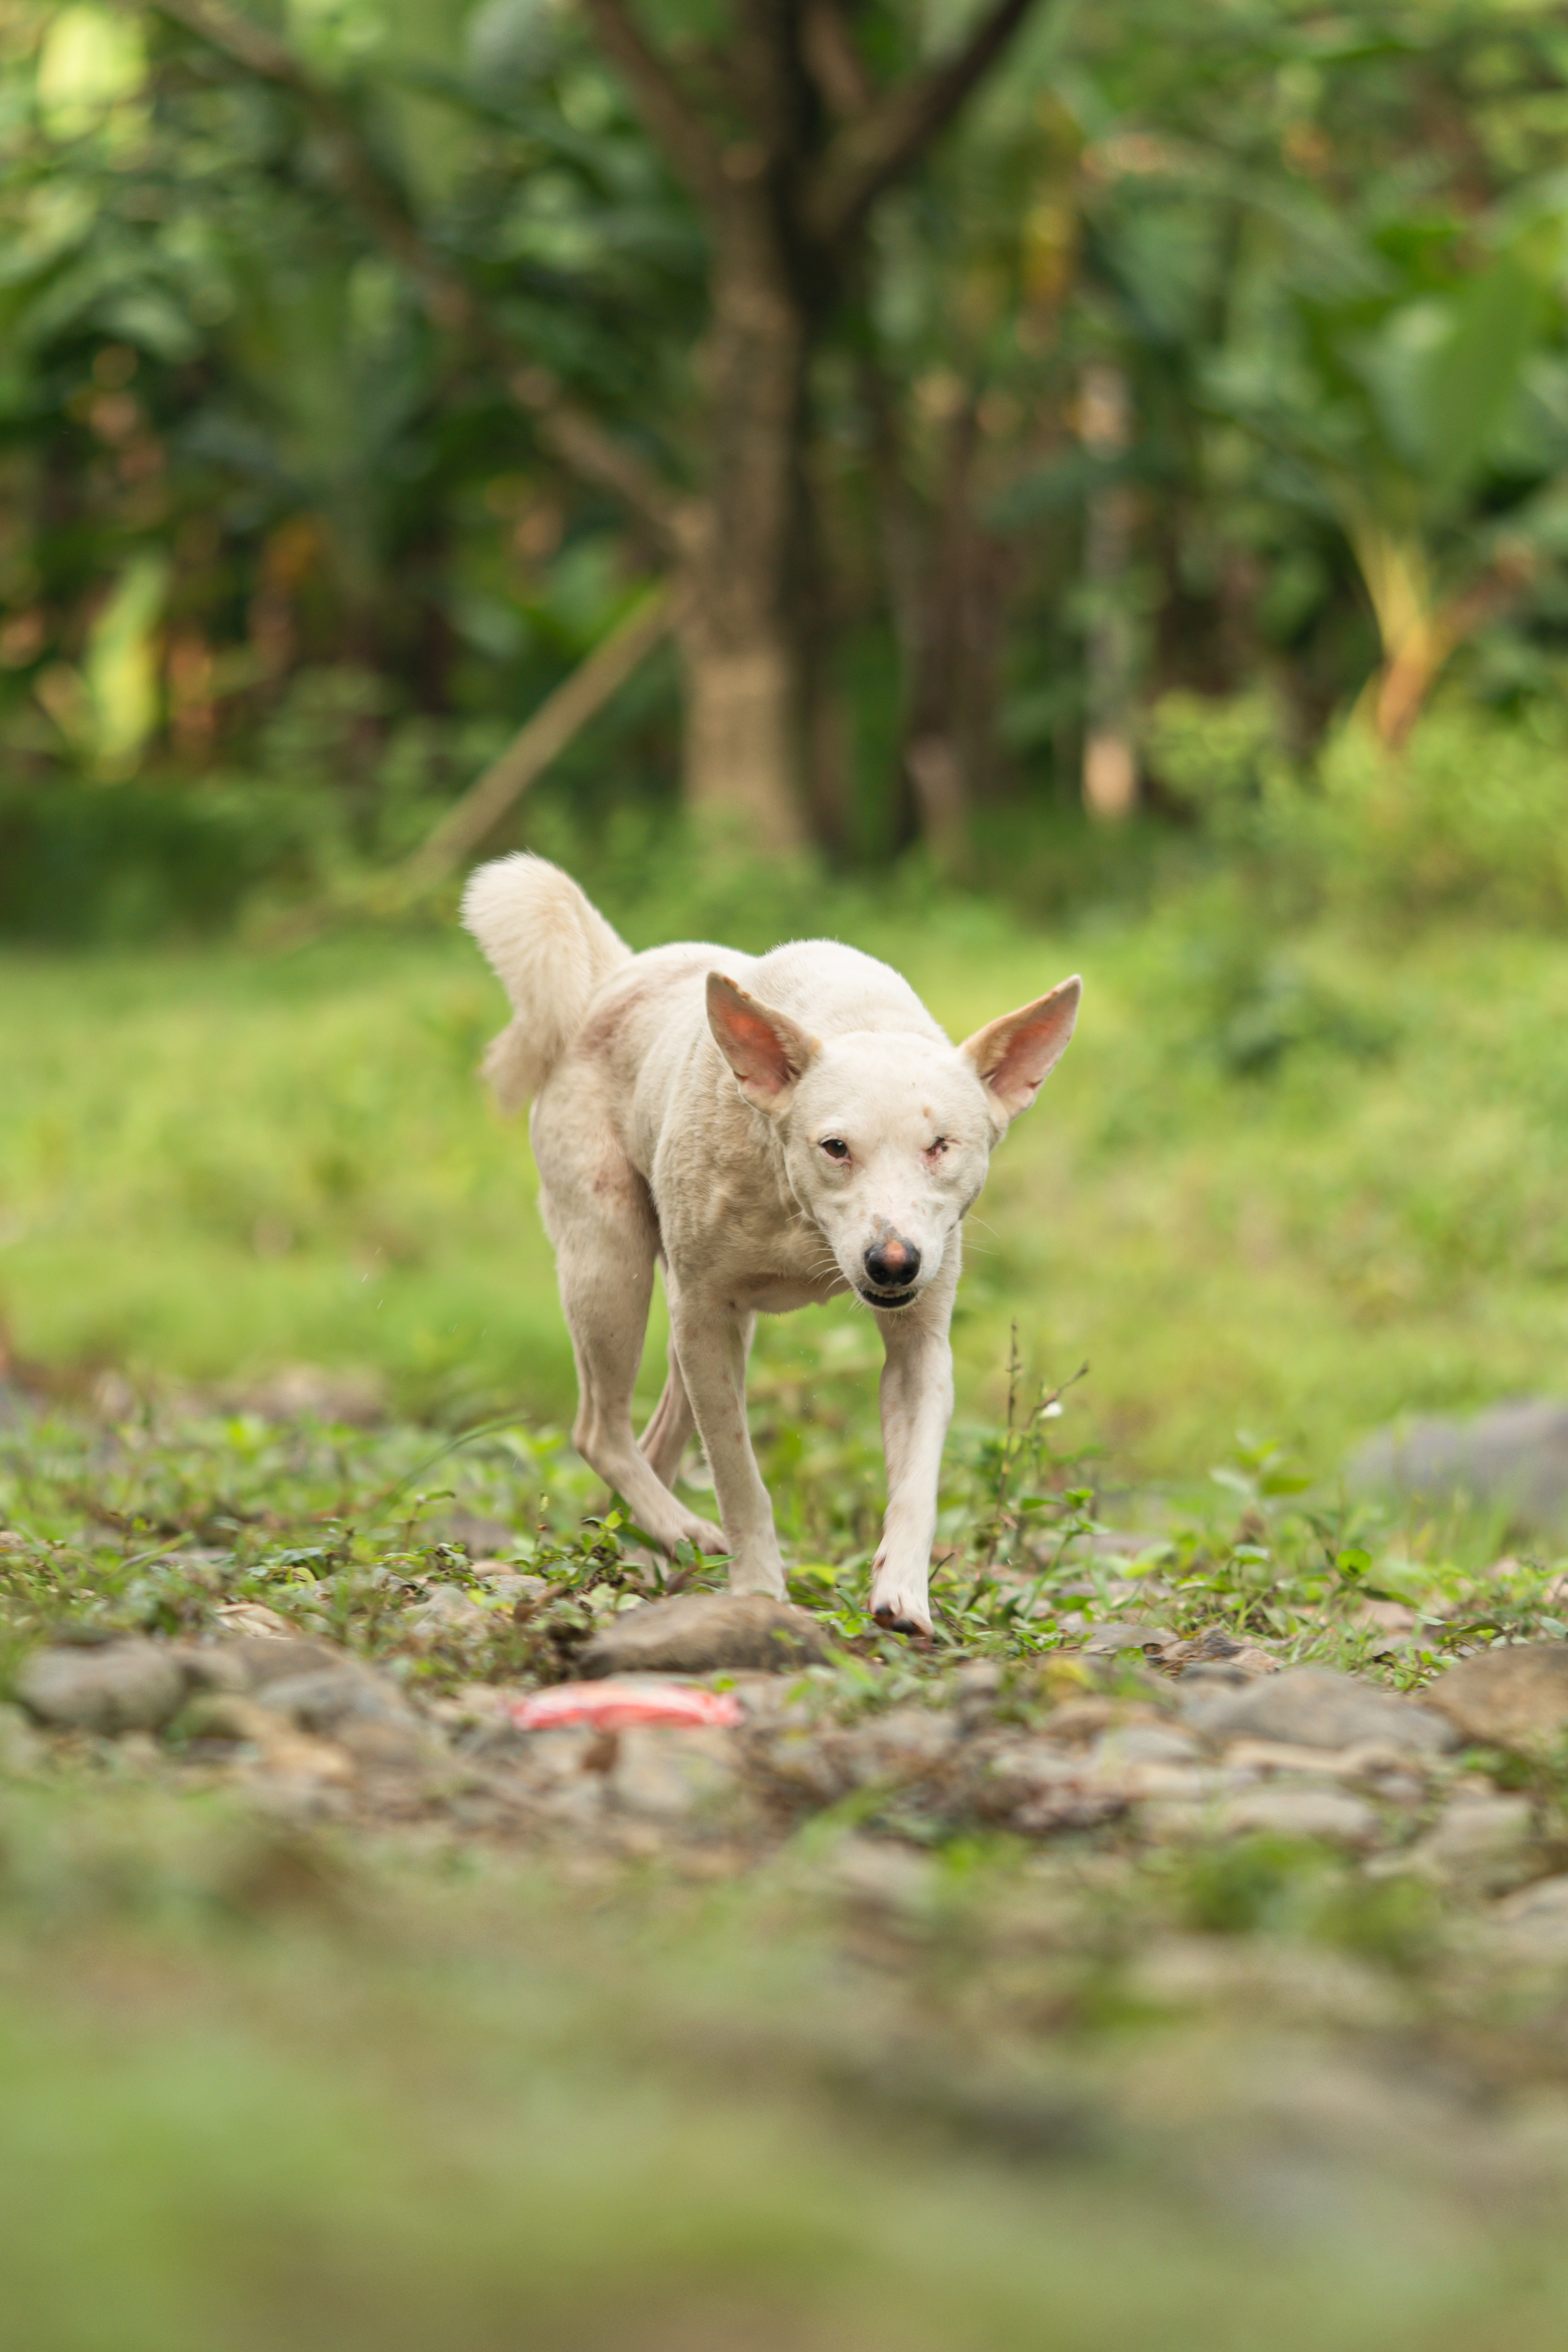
(3, 872, 1567, 1490)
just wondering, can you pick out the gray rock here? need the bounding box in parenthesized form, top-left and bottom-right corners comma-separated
(1492, 1873, 1568, 1961)
(1179, 1664, 1460, 1756)
(748, 1705, 957, 1810)
(1213, 1786, 1382, 1850)
(15, 1639, 186, 1735)
(1349, 1398, 1568, 1532)
(1093, 1723, 1199, 1768)
(258, 1666, 415, 1736)
(579, 1591, 830, 1678)
(1082, 1622, 1170, 1657)
(607, 1726, 744, 1826)
(1404, 1794, 1539, 1892)
(1424, 1643, 1568, 1751)
(972, 1738, 1129, 1836)
(210, 1636, 351, 1692)
(403, 1585, 497, 1648)
(835, 1707, 959, 1789)
(1164, 1632, 1281, 1679)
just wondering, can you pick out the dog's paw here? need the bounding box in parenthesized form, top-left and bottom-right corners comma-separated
(869, 1565, 933, 1641)
(871, 1601, 933, 1643)
(677, 1513, 730, 1556)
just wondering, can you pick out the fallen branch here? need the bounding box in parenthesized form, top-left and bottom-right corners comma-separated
(399, 584, 676, 893)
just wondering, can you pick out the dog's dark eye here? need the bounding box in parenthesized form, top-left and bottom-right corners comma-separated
(820, 1137, 850, 1161)
(926, 1136, 949, 1157)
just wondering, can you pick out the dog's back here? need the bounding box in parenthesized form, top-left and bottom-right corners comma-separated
(463, 856, 947, 1118)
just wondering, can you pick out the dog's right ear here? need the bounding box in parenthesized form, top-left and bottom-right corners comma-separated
(707, 974, 818, 1110)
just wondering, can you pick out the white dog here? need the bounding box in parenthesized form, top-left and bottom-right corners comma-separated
(463, 855, 1080, 1637)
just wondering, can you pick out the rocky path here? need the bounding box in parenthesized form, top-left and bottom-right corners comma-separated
(8, 1395, 1568, 2340)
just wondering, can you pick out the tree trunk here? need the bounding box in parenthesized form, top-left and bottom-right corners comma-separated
(675, 217, 816, 856)
(1080, 358, 1139, 821)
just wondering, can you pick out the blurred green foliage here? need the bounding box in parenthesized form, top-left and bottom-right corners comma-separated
(7, 1, 1568, 911)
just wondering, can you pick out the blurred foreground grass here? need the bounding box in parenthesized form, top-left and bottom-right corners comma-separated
(4, 1774, 1567, 2352)
(3, 870, 1568, 1483)
(5, 1782, 1568, 2352)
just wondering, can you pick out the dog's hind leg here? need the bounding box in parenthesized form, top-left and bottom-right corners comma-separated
(639, 1328, 696, 1491)
(545, 1170, 728, 1558)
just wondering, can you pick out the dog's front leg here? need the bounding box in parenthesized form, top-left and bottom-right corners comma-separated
(671, 1294, 788, 1600)
(868, 1281, 957, 1639)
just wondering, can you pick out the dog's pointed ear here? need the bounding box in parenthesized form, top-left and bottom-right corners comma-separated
(962, 976, 1082, 1126)
(707, 974, 818, 1110)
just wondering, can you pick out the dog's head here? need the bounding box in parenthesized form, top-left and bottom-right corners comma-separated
(706, 972, 1082, 1311)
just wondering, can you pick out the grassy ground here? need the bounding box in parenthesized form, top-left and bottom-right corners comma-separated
(3, 1399, 1568, 2350)
(4, 872, 1567, 1496)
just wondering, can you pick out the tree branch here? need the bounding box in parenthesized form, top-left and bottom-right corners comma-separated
(580, 0, 728, 209)
(137, 0, 689, 550)
(806, 0, 1045, 247)
(801, 0, 874, 118)
(400, 584, 678, 891)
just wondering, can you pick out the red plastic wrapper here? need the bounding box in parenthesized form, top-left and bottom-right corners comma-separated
(509, 1680, 744, 1731)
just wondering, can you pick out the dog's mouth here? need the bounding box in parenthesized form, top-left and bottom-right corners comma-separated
(858, 1284, 918, 1311)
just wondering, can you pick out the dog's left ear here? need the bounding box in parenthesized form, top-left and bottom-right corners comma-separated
(707, 974, 819, 1110)
(962, 976, 1082, 1126)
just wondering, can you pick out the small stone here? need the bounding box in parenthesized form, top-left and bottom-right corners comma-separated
(821, 1836, 938, 1917)
(606, 1726, 743, 1826)
(1139, 1797, 1216, 1842)
(579, 1591, 830, 1677)
(215, 1636, 351, 1692)
(473, 1566, 549, 1607)
(1219, 1736, 1431, 1788)
(403, 1585, 497, 1648)
(1347, 1599, 1420, 1637)
(335, 1715, 435, 1773)
(170, 1643, 258, 1697)
(1082, 1622, 1169, 1657)
(114, 1731, 164, 1774)
(1092, 1723, 1199, 1768)
(1424, 1643, 1568, 1752)
(1036, 1697, 1124, 1747)
(1212, 1786, 1381, 1850)
(1110, 1762, 1228, 1802)
(182, 1693, 285, 1744)
(835, 1707, 958, 1789)
(1403, 1795, 1540, 1892)
(16, 1640, 186, 1735)
(1160, 1630, 1281, 1678)
(1179, 1665, 1459, 1755)
(1176, 1662, 1253, 1694)
(213, 1602, 299, 1641)
(973, 1738, 1129, 1835)
(1492, 1874, 1568, 1960)
(258, 1666, 416, 1736)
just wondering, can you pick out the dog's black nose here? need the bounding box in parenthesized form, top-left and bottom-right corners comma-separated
(864, 1236, 920, 1290)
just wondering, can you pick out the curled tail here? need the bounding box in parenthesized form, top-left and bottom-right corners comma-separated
(461, 853, 632, 1110)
